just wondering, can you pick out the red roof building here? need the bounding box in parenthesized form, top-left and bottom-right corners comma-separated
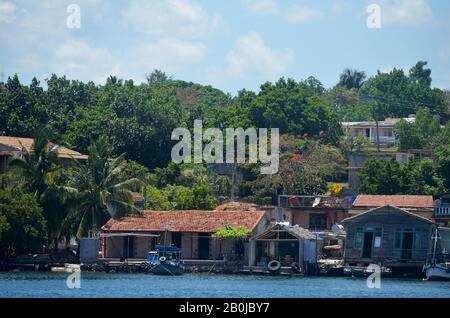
(350, 195, 435, 220)
(100, 203, 268, 261)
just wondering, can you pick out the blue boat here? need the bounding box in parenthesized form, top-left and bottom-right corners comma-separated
(147, 245, 185, 276)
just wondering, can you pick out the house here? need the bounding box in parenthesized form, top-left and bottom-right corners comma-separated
(278, 195, 350, 231)
(341, 205, 436, 273)
(248, 223, 320, 273)
(0, 136, 87, 172)
(434, 193, 450, 226)
(349, 194, 435, 220)
(342, 117, 415, 146)
(100, 202, 268, 261)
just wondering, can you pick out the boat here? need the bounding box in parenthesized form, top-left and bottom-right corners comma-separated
(147, 245, 185, 276)
(423, 229, 450, 281)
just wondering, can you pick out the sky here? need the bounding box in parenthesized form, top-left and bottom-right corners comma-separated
(0, 0, 450, 95)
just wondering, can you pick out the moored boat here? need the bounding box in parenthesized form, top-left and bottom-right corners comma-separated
(147, 245, 185, 276)
(424, 229, 450, 281)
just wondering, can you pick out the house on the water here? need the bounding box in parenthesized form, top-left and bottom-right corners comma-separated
(341, 205, 436, 274)
(349, 195, 435, 220)
(0, 136, 87, 172)
(100, 203, 268, 261)
(277, 195, 350, 231)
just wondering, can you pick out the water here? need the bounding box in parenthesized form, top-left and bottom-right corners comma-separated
(0, 272, 449, 298)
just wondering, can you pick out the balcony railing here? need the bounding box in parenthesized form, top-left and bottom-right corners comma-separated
(435, 205, 450, 217)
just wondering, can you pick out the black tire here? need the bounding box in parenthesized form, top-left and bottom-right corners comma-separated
(291, 262, 301, 273)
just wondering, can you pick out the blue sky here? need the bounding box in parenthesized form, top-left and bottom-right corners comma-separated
(1, 0, 449, 94)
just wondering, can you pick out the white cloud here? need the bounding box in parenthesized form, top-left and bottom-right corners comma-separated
(330, 3, 353, 15)
(375, 0, 433, 27)
(0, 1, 16, 24)
(55, 39, 110, 62)
(243, 1, 325, 24)
(284, 5, 325, 24)
(225, 32, 293, 78)
(244, 0, 279, 16)
(52, 39, 114, 82)
(128, 38, 207, 73)
(121, 0, 222, 38)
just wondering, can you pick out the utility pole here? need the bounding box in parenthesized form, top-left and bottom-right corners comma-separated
(374, 110, 381, 152)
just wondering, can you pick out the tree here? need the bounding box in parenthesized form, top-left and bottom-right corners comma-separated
(212, 225, 251, 257)
(395, 108, 442, 150)
(0, 187, 47, 260)
(359, 157, 403, 194)
(435, 144, 450, 190)
(7, 128, 59, 197)
(338, 68, 367, 89)
(146, 69, 171, 85)
(62, 137, 143, 238)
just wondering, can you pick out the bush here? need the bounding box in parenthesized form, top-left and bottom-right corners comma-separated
(0, 188, 47, 259)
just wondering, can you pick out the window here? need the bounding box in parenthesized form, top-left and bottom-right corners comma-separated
(309, 214, 327, 230)
(354, 228, 364, 249)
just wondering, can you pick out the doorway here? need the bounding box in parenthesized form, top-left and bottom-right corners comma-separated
(198, 234, 210, 260)
(362, 232, 374, 258)
(401, 232, 413, 259)
(123, 236, 134, 259)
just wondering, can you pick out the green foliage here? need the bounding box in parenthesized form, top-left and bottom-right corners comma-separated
(62, 137, 143, 238)
(212, 225, 252, 241)
(0, 187, 47, 259)
(7, 128, 59, 197)
(435, 144, 450, 190)
(146, 181, 217, 211)
(359, 156, 447, 195)
(249, 138, 346, 204)
(338, 68, 367, 90)
(359, 158, 403, 194)
(395, 108, 444, 150)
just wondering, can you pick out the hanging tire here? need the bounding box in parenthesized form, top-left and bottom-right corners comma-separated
(159, 256, 167, 262)
(267, 260, 281, 273)
(291, 262, 301, 273)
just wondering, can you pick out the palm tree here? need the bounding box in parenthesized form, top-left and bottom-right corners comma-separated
(61, 137, 143, 238)
(7, 129, 59, 198)
(7, 129, 65, 249)
(339, 68, 367, 89)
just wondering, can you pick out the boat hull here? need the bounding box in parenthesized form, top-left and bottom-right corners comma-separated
(425, 265, 450, 281)
(152, 262, 185, 276)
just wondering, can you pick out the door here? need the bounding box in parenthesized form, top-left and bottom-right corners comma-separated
(172, 232, 182, 248)
(123, 236, 134, 259)
(198, 234, 210, 260)
(401, 232, 413, 259)
(362, 232, 374, 258)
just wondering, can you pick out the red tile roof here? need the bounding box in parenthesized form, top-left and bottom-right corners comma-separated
(101, 209, 266, 233)
(353, 195, 434, 209)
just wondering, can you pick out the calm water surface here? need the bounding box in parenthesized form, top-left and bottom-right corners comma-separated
(0, 272, 449, 298)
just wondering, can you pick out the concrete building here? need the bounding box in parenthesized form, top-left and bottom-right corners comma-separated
(342, 117, 415, 146)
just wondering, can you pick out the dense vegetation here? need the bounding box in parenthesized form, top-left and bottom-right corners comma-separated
(0, 61, 449, 257)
